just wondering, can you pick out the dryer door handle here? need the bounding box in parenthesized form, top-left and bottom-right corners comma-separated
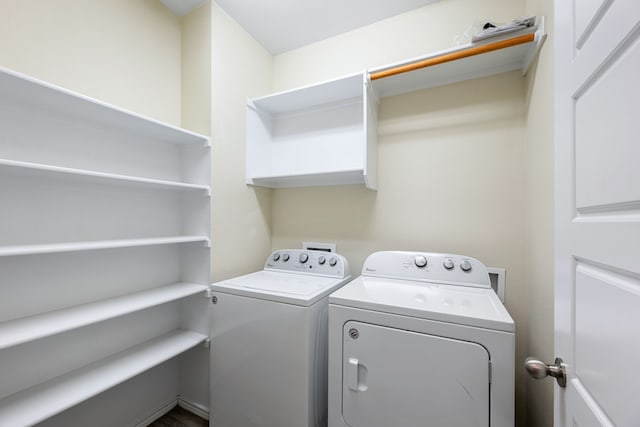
(347, 358, 368, 391)
(347, 358, 360, 391)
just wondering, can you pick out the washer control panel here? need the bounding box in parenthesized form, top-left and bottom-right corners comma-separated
(362, 251, 490, 289)
(265, 249, 350, 278)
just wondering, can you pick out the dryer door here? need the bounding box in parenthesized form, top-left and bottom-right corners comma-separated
(342, 321, 490, 427)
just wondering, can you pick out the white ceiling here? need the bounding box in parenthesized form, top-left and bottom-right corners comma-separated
(160, 0, 208, 16)
(214, 0, 440, 54)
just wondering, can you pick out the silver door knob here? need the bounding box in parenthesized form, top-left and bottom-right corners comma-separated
(524, 357, 567, 388)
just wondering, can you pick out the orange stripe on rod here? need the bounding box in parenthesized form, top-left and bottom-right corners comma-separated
(370, 33, 536, 81)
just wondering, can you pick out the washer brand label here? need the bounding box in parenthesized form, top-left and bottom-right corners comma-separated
(365, 267, 376, 272)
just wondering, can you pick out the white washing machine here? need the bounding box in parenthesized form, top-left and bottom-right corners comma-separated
(328, 251, 515, 427)
(210, 249, 351, 427)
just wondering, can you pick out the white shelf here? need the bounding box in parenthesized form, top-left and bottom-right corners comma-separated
(0, 67, 209, 147)
(0, 330, 207, 426)
(0, 159, 210, 194)
(250, 73, 364, 114)
(0, 283, 208, 350)
(0, 236, 210, 257)
(246, 72, 378, 189)
(370, 18, 546, 98)
(0, 65, 211, 424)
(251, 170, 370, 188)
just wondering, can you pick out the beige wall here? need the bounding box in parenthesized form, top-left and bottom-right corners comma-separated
(269, 0, 533, 424)
(273, 0, 524, 90)
(179, 2, 213, 411)
(210, 3, 273, 281)
(182, 2, 211, 136)
(523, 0, 555, 426)
(0, 0, 182, 125)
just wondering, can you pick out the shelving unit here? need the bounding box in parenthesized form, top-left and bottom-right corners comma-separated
(246, 72, 378, 189)
(0, 67, 211, 424)
(244, 18, 545, 189)
(0, 330, 207, 426)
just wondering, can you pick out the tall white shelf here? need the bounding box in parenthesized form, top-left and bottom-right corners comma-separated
(245, 19, 545, 189)
(0, 67, 211, 425)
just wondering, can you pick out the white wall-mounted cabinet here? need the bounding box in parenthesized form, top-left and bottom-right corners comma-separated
(0, 67, 211, 425)
(246, 72, 378, 189)
(245, 20, 545, 189)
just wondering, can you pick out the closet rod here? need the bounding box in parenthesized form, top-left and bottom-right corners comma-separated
(370, 32, 535, 81)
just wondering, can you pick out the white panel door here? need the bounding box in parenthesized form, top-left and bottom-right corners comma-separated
(341, 321, 489, 427)
(555, 0, 640, 426)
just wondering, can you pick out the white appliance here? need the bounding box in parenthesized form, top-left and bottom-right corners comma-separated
(328, 251, 515, 427)
(210, 249, 351, 427)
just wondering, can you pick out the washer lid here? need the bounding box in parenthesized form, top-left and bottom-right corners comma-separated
(329, 276, 514, 332)
(212, 270, 351, 306)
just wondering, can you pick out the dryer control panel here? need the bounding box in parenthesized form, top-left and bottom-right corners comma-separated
(361, 251, 490, 289)
(265, 249, 350, 278)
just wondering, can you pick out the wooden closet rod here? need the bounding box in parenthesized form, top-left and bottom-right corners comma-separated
(370, 33, 536, 81)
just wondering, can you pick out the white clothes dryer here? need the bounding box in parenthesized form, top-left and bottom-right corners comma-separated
(328, 251, 515, 427)
(210, 249, 351, 427)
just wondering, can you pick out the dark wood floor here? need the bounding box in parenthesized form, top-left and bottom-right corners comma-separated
(148, 405, 208, 427)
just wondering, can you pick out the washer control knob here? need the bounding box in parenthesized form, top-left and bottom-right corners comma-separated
(272, 253, 281, 262)
(414, 255, 428, 268)
(299, 253, 309, 263)
(443, 258, 455, 270)
(318, 256, 326, 265)
(282, 253, 290, 262)
(329, 257, 338, 267)
(460, 259, 472, 272)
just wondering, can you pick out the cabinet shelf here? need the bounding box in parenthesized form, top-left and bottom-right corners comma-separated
(0, 283, 208, 350)
(0, 330, 207, 426)
(250, 169, 369, 188)
(0, 67, 209, 147)
(0, 236, 210, 257)
(0, 159, 210, 194)
(370, 17, 546, 98)
(246, 72, 378, 189)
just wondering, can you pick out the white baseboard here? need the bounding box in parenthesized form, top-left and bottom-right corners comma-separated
(134, 398, 178, 427)
(178, 397, 210, 420)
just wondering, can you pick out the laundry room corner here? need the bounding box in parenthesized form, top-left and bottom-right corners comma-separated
(209, 2, 274, 282)
(268, 0, 532, 425)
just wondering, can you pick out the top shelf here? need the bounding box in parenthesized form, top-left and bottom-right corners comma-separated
(369, 17, 546, 98)
(0, 67, 209, 147)
(250, 73, 365, 115)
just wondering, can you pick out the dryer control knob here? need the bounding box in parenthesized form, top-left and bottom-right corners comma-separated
(414, 255, 428, 268)
(329, 257, 338, 267)
(272, 253, 281, 262)
(318, 256, 326, 265)
(299, 253, 309, 263)
(460, 259, 472, 272)
(443, 258, 454, 270)
(282, 253, 290, 262)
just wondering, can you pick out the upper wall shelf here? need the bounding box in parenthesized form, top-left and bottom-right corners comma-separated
(370, 17, 546, 98)
(246, 72, 378, 189)
(245, 17, 545, 189)
(0, 67, 209, 147)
